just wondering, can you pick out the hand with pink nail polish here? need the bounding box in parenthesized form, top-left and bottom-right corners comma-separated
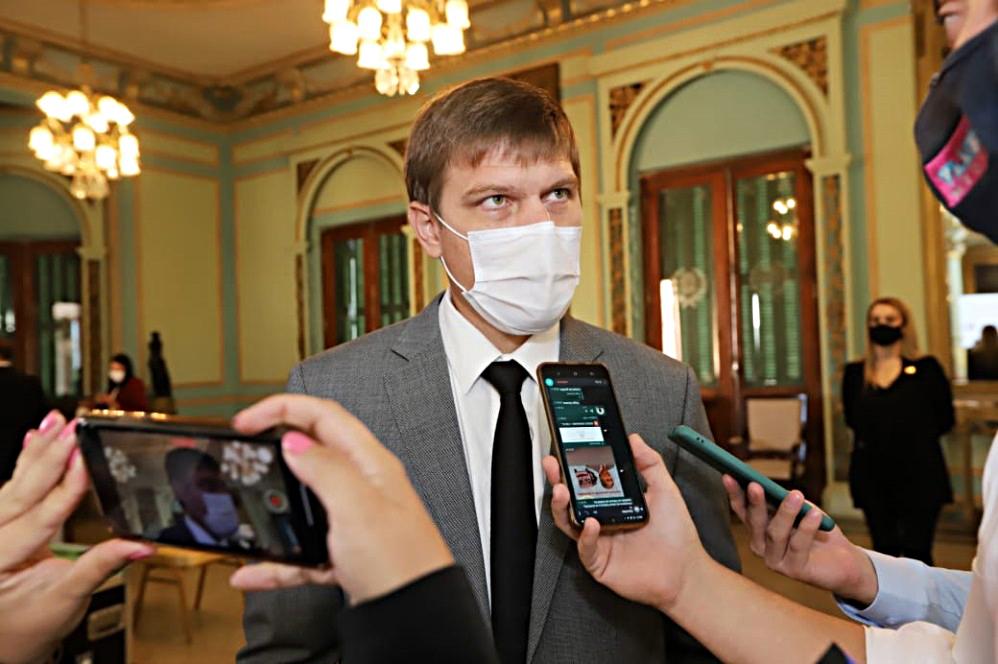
(228, 394, 453, 605)
(0, 411, 154, 664)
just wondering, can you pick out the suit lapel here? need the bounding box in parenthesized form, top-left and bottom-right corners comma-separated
(383, 299, 490, 616)
(526, 317, 605, 662)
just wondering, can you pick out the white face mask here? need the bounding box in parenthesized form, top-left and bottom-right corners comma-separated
(201, 491, 241, 539)
(435, 213, 581, 335)
(108, 369, 126, 384)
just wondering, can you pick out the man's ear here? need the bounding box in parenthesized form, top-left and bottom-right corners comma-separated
(409, 201, 442, 259)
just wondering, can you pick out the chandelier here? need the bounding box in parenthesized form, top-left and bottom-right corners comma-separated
(29, 86, 140, 200)
(322, 0, 470, 96)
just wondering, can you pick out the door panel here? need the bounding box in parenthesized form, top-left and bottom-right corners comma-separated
(642, 149, 825, 497)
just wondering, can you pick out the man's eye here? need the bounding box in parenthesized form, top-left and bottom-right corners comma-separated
(483, 195, 506, 208)
(548, 188, 571, 201)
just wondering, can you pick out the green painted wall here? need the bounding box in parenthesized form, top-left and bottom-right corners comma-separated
(0, 174, 80, 239)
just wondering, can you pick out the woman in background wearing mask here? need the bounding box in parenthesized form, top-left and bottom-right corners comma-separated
(843, 297, 955, 564)
(96, 353, 148, 412)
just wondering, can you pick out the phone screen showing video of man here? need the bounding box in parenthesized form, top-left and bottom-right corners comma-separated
(542, 367, 648, 527)
(93, 431, 303, 559)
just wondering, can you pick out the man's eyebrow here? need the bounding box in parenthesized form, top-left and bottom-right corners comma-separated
(547, 176, 580, 191)
(460, 184, 520, 200)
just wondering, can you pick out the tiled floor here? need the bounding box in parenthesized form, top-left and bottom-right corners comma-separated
(124, 521, 977, 663)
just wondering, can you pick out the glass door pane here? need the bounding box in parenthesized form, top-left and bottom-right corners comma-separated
(734, 170, 804, 387)
(35, 252, 81, 397)
(333, 238, 366, 343)
(658, 184, 717, 387)
(378, 233, 409, 327)
(0, 255, 14, 344)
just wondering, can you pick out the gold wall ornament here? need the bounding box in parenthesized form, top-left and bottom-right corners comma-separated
(609, 81, 646, 137)
(772, 37, 828, 95)
(323, 0, 471, 96)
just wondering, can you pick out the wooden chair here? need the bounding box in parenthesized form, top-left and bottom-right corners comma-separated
(730, 395, 807, 485)
(132, 546, 231, 643)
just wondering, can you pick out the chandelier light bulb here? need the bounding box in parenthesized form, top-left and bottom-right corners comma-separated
(65, 91, 89, 119)
(72, 126, 96, 152)
(376, 0, 402, 14)
(357, 6, 383, 40)
(405, 8, 431, 41)
(113, 103, 135, 126)
(357, 39, 384, 69)
(28, 125, 54, 153)
(86, 112, 109, 133)
(431, 23, 464, 55)
(95, 144, 117, 170)
(120, 158, 140, 177)
(322, 0, 351, 22)
(329, 20, 360, 54)
(384, 21, 406, 59)
(445, 0, 470, 29)
(97, 96, 119, 118)
(37, 91, 66, 119)
(119, 133, 140, 158)
(399, 65, 420, 95)
(405, 42, 429, 71)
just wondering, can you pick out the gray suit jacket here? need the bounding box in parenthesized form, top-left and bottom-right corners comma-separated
(239, 298, 740, 663)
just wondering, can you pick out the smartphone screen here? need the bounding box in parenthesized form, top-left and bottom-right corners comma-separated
(539, 363, 648, 528)
(78, 416, 328, 566)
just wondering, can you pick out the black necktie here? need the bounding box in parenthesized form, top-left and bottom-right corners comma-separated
(482, 360, 536, 664)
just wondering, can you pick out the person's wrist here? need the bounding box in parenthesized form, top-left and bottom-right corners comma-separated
(837, 546, 878, 607)
(654, 549, 713, 615)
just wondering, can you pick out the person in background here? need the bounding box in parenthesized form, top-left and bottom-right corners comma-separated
(967, 324, 998, 379)
(0, 342, 49, 484)
(843, 297, 955, 565)
(95, 353, 148, 412)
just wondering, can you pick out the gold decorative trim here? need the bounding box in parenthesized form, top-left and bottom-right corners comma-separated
(296, 253, 306, 360)
(771, 36, 828, 95)
(609, 81, 647, 137)
(296, 159, 320, 195)
(821, 174, 850, 482)
(608, 207, 627, 335)
(86, 260, 103, 396)
(388, 138, 408, 159)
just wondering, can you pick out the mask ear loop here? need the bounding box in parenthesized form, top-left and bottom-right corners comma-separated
(433, 211, 472, 292)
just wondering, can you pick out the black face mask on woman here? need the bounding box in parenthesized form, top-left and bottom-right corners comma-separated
(869, 324, 903, 347)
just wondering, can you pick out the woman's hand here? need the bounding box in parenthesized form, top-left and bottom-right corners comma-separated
(228, 395, 453, 604)
(0, 412, 154, 664)
(542, 433, 710, 612)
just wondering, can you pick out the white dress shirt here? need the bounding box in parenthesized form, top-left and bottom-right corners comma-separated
(862, 433, 998, 662)
(438, 289, 558, 601)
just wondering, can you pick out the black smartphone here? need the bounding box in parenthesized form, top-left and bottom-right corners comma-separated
(537, 362, 649, 530)
(77, 412, 329, 567)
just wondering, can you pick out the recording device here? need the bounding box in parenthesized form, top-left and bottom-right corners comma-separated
(668, 424, 835, 532)
(77, 413, 329, 566)
(538, 363, 649, 530)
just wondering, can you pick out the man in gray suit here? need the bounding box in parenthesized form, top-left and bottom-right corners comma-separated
(239, 77, 739, 663)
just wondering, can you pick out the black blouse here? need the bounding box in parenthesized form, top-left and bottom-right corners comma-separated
(842, 356, 955, 508)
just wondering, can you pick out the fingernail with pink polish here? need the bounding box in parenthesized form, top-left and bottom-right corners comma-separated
(282, 431, 314, 455)
(39, 410, 60, 434)
(128, 549, 154, 561)
(23, 429, 36, 449)
(58, 419, 79, 442)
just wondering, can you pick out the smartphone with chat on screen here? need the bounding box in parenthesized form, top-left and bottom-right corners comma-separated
(538, 363, 648, 531)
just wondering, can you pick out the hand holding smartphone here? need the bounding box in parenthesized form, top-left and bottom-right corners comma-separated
(538, 363, 648, 530)
(77, 413, 329, 566)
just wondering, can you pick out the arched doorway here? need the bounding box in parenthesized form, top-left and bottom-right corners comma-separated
(0, 172, 85, 402)
(630, 70, 824, 493)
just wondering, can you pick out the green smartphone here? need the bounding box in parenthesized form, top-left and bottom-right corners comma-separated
(668, 424, 835, 532)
